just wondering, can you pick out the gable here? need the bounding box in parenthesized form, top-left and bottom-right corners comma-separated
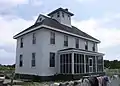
(35, 14, 47, 23)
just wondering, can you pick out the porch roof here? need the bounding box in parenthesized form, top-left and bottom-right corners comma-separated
(58, 48, 104, 56)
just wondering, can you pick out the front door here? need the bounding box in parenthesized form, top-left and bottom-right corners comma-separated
(89, 58, 93, 73)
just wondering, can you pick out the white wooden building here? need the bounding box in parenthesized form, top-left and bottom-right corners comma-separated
(13, 8, 104, 80)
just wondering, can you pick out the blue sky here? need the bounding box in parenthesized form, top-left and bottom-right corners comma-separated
(0, 0, 120, 64)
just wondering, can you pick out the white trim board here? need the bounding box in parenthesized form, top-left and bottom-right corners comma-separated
(13, 24, 100, 43)
(58, 50, 104, 56)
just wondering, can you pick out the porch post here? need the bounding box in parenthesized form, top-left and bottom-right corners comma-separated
(102, 56, 104, 72)
(84, 54, 86, 73)
(95, 56, 97, 72)
(72, 52, 74, 74)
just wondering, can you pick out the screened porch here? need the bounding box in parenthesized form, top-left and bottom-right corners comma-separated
(58, 48, 104, 75)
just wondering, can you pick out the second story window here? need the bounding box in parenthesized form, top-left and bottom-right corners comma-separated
(50, 52, 55, 67)
(20, 38, 23, 48)
(64, 35, 68, 47)
(85, 41, 88, 50)
(75, 38, 79, 48)
(50, 32, 55, 44)
(19, 54, 23, 67)
(32, 33, 36, 44)
(92, 43, 95, 51)
(31, 53, 36, 67)
(57, 12, 60, 17)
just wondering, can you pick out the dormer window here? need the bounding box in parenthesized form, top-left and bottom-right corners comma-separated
(39, 18, 42, 21)
(57, 12, 60, 17)
(62, 12, 64, 17)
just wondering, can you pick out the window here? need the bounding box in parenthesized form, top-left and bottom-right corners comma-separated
(32, 53, 36, 67)
(85, 41, 88, 50)
(20, 38, 23, 48)
(50, 32, 55, 44)
(39, 18, 42, 21)
(50, 52, 55, 67)
(75, 38, 79, 48)
(57, 12, 60, 17)
(32, 33, 36, 44)
(19, 55, 23, 67)
(64, 35, 68, 46)
(92, 43, 95, 51)
(62, 12, 64, 17)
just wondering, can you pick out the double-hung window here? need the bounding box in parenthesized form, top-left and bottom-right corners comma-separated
(19, 54, 23, 67)
(50, 32, 55, 44)
(64, 35, 68, 47)
(50, 52, 55, 67)
(31, 53, 36, 67)
(75, 38, 79, 48)
(20, 38, 23, 48)
(85, 41, 88, 50)
(32, 33, 36, 44)
(92, 43, 95, 51)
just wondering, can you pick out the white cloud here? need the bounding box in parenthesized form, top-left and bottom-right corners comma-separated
(30, 0, 43, 6)
(72, 14, 120, 60)
(0, 0, 28, 13)
(0, 0, 43, 12)
(0, 0, 28, 5)
(0, 15, 35, 44)
(76, 0, 96, 3)
(0, 14, 36, 64)
(72, 13, 120, 50)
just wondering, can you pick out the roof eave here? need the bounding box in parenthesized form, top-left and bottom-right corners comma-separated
(13, 25, 44, 39)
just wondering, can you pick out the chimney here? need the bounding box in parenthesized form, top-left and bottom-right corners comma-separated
(65, 8, 68, 11)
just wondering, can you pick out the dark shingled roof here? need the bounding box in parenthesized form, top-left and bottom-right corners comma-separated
(14, 16, 100, 42)
(48, 8, 74, 16)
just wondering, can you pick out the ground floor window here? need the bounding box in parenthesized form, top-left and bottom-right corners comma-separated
(50, 52, 55, 67)
(19, 54, 23, 67)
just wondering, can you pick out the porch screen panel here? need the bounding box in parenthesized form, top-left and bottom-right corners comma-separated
(60, 53, 72, 74)
(86, 55, 89, 73)
(97, 56, 103, 72)
(93, 56, 96, 72)
(74, 53, 84, 74)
